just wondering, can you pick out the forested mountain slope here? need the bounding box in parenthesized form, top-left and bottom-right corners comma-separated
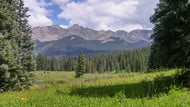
(32, 25, 152, 57)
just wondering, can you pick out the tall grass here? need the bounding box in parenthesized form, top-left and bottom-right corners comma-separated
(0, 70, 189, 107)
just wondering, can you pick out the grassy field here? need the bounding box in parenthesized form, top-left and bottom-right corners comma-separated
(0, 70, 189, 107)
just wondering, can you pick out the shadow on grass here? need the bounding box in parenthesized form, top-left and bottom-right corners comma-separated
(69, 73, 181, 98)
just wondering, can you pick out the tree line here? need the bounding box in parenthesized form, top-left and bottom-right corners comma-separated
(36, 47, 150, 73)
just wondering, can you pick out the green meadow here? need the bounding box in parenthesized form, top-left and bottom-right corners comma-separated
(0, 70, 189, 107)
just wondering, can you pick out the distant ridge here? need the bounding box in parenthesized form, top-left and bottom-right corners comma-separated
(32, 24, 152, 57)
(32, 24, 152, 43)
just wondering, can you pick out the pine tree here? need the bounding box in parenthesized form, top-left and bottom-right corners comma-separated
(149, 0, 190, 69)
(15, 0, 35, 88)
(0, 0, 35, 91)
(0, 0, 22, 91)
(36, 53, 44, 71)
(76, 51, 85, 78)
(50, 56, 59, 71)
(85, 59, 91, 73)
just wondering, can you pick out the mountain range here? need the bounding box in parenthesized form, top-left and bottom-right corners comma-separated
(32, 24, 152, 57)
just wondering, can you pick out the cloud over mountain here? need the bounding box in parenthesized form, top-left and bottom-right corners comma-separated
(57, 0, 159, 32)
(24, 0, 159, 31)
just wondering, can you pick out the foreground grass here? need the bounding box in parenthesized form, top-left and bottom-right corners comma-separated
(0, 70, 189, 107)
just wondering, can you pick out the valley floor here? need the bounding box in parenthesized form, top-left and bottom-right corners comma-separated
(0, 70, 189, 107)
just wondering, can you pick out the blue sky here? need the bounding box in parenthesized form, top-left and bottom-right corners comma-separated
(45, 2, 68, 25)
(44, 0, 82, 25)
(24, 0, 159, 32)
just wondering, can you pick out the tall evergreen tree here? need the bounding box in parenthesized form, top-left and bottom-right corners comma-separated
(50, 56, 59, 71)
(149, 0, 190, 69)
(15, 0, 35, 88)
(0, 0, 22, 91)
(76, 51, 85, 78)
(15, 0, 35, 87)
(0, 0, 35, 91)
(36, 53, 45, 71)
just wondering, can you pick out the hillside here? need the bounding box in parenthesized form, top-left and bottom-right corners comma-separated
(32, 25, 152, 57)
(34, 35, 151, 57)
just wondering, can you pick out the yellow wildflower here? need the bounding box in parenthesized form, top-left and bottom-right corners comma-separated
(48, 95, 51, 98)
(21, 98, 25, 100)
(21, 97, 27, 101)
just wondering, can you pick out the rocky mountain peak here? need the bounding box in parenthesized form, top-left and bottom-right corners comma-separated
(32, 24, 152, 43)
(69, 24, 81, 29)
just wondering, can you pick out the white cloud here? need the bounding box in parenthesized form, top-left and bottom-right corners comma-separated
(58, 0, 159, 32)
(24, 0, 53, 27)
(60, 25, 69, 29)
